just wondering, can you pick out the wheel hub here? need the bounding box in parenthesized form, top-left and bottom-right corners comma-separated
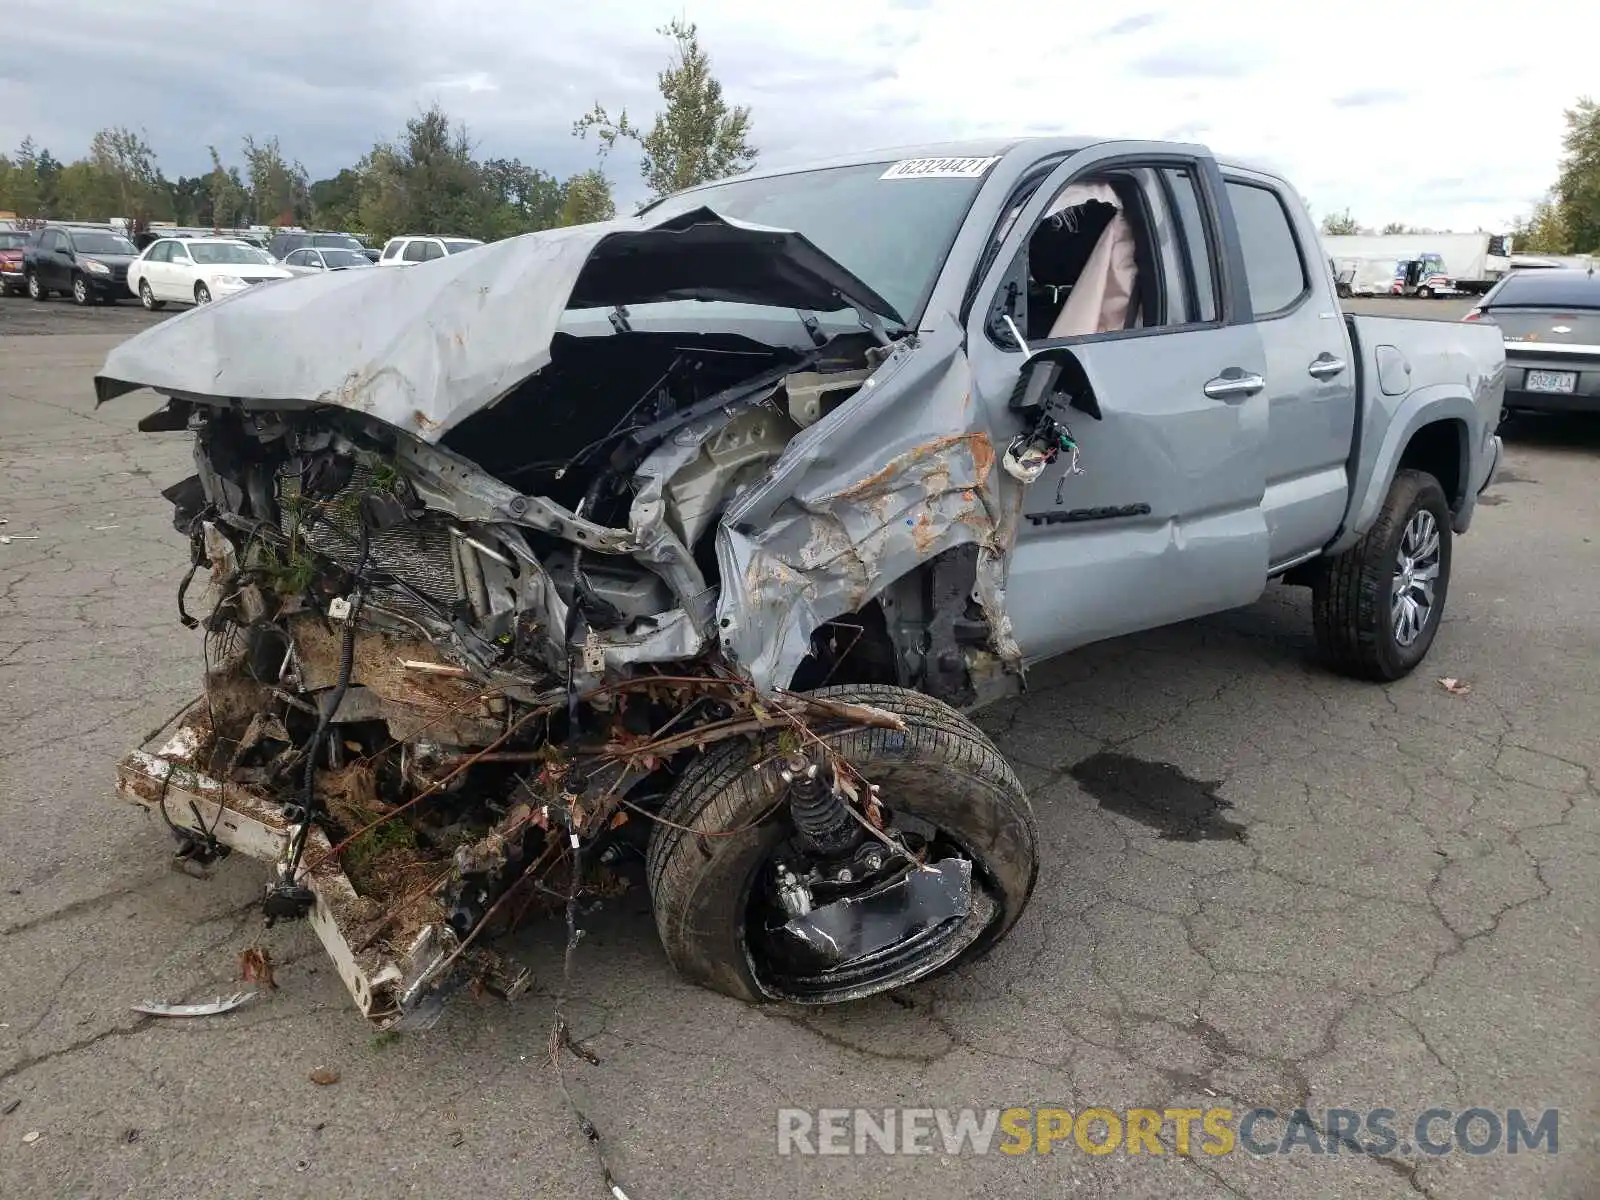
(1391, 509, 1441, 647)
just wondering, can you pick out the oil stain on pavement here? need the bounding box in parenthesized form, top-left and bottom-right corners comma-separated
(1069, 751, 1247, 842)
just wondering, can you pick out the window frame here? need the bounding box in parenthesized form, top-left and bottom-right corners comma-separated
(982, 153, 1237, 353)
(1221, 176, 1312, 322)
(1155, 167, 1220, 325)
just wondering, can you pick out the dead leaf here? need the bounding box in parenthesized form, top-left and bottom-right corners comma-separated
(239, 947, 277, 990)
(22, 1131, 41, 1144)
(1437, 677, 1473, 696)
(308, 1067, 341, 1086)
(608, 811, 628, 829)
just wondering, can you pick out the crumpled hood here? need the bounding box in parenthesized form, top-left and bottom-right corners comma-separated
(93, 208, 903, 444)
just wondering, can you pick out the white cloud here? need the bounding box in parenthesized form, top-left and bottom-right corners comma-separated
(1, 0, 1594, 231)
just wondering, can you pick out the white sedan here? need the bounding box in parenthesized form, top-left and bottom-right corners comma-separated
(128, 237, 292, 309)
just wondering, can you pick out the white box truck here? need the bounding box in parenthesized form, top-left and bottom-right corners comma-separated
(1321, 232, 1513, 294)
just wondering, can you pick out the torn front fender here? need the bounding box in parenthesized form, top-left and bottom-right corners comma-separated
(715, 315, 1026, 693)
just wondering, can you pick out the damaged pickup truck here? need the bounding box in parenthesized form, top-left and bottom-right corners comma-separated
(97, 138, 1504, 1026)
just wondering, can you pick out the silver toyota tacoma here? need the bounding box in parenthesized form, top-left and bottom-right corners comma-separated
(96, 138, 1504, 1026)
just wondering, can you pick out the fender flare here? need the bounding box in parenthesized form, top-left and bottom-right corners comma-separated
(1326, 385, 1478, 556)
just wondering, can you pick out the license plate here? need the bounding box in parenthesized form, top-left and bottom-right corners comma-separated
(1526, 370, 1577, 394)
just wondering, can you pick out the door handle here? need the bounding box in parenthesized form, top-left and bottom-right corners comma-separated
(1308, 355, 1347, 379)
(1203, 370, 1265, 401)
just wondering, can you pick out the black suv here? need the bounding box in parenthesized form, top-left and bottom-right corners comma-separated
(266, 230, 367, 261)
(24, 225, 139, 305)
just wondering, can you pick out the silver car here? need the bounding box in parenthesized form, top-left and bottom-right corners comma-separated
(280, 246, 374, 275)
(93, 137, 1501, 1029)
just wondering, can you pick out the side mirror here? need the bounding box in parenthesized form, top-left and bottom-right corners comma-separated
(1005, 342, 1103, 421)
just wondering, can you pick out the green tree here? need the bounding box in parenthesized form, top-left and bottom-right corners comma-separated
(310, 169, 364, 231)
(358, 105, 493, 241)
(557, 169, 617, 225)
(1, 138, 45, 216)
(482, 156, 566, 235)
(573, 18, 756, 199)
(51, 160, 119, 219)
(170, 175, 211, 226)
(1512, 192, 1570, 254)
(34, 148, 62, 214)
(242, 135, 311, 226)
(88, 127, 163, 222)
(207, 147, 250, 229)
(1320, 209, 1363, 236)
(1553, 96, 1600, 252)
(1380, 221, 1414, 235)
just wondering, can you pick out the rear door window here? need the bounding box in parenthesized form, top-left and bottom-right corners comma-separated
(1225, 181, 1309, 317)
(420, 240, 445, 261)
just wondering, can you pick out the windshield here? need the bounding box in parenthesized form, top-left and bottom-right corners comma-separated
(643, 161, 989, 323)
(443, 239, 483, 254)
(312, 234, 365, 253)
(189, 242, 273, 265)
(321, 249, 369, 268)
(72, 231, 136, 255)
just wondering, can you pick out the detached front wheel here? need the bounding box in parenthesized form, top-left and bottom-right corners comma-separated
(1313, 468, 1453, 680)
(647, 685, 1038, 1004)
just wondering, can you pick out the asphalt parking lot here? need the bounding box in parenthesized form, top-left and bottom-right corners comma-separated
(1, 293, 1596, 1199)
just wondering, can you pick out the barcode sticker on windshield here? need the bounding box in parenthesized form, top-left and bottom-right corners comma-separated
(880, 156, 1000, 180)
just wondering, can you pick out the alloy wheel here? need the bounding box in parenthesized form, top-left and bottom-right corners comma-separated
(1392, 509, 1441, 647)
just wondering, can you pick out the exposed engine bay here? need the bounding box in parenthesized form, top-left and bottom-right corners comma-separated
(99, 209, 1040, 1026)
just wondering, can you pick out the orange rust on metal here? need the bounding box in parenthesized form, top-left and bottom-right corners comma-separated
(967, 432, 996, 487)
(831, 433, 979, 502)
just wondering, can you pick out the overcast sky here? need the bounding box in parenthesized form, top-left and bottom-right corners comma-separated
(2, 0, 1593, 230)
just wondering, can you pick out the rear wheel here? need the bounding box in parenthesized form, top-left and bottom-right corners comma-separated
(647, 685, 1039, 1004)
(26, 271, 46, 301)
(1313, 468, 1452, 681)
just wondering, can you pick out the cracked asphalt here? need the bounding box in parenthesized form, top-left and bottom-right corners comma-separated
(1, 299, 1596, 1198)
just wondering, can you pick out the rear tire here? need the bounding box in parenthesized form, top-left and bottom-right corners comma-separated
(1312, 468, 1452, 681)
(646, 684, 1039, 1004)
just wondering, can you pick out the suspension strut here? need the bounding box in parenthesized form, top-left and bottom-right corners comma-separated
(779, 752, 862, 859)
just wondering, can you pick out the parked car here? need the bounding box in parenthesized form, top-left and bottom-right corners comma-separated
(1466, 267, 1599, 415)
(280, 246, 374, 275)
(375, 235, 485, 265)
(94, 137, 1502, 1028)
(23, 225, 139, 304)
(266, 230, 369, 262)
(0, 229, 29, 296)
(127, 237, 292, 309)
